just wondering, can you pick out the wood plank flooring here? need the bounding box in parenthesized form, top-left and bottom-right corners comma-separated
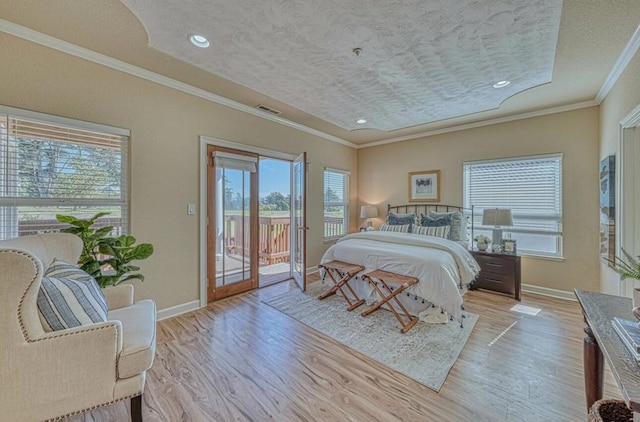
(66, 277, 623, 421)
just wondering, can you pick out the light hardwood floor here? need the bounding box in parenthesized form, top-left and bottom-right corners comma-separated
(67, 277, 622, 421)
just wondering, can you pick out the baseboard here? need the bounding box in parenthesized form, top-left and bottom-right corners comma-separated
(306, 265, 319, 275)
(157, 300, 201, 321)
(521, 284, 576, 301)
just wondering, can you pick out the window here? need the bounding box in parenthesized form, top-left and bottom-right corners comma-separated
(0, 107, 129, 240)
(323, 168, 349, 240)
(463, 154, 563, 257)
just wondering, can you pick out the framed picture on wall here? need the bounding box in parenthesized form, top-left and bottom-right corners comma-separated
(408, 170, 441, 202)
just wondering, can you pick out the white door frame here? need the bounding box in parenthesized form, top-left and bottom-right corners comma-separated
(199, 136, 297, 307)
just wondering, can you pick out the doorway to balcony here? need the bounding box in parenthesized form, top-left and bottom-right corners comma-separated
(258, 157, 292, 287)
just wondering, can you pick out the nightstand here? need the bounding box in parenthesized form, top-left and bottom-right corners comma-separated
(470, 250, 521, 301)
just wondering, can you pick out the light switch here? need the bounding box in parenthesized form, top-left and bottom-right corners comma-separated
(187, 203, 196, 215)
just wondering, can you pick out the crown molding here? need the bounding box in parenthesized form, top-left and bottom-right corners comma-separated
(2, 18, 638, 151)
(357, 100, 599, 149)
(0, 19, 357, 149)
(595, 23, 640, 104)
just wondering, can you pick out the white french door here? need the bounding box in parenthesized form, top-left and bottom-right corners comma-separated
(292, 152, 307, 291)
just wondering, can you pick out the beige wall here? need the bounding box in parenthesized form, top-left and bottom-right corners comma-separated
(599, 49, 640, 294)
(0, 35, 358, 310)
(358, 107, 601, 293)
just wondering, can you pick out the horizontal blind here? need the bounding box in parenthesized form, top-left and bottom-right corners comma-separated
(463, 154, 562, 235)
(0, 112, 129, 240)
(323, 169, 348, 238)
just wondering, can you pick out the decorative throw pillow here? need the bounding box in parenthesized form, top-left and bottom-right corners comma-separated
(387, 212, 416, 232)
(379, 223, 410, 233)
(420, 213, 453, 227)
(429, 211, 467, 242)
(37, 260, 108, 332)
(414, 225, 451, 239)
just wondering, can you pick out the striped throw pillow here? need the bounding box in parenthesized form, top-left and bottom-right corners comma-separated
(379, 223, 410, 233)
(37, 260, 108, 332)
(414, 225, 451, 239)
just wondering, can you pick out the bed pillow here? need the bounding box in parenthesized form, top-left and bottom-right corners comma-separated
(414, 225, 451, 239)
(387, 212, 416, 225)
(379, 223, 410, 233)
(429, 211, 467, 242)
(37, 260, 108, 332)
(420, 213, 453, 227)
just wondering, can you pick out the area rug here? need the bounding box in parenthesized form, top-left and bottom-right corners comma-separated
(262, 282, 478, 392)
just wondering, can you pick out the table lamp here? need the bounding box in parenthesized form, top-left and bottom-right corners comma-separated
(360, 205, 378, 230)
(482, 208, 513, 252)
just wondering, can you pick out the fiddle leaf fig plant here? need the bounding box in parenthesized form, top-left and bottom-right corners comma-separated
(55, 212, 154, 288)
(605, 248, 640, 282)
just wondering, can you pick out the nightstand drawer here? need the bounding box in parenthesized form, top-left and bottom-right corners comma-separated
(475, 272, 516, 295)
(474, 254, 515, 275)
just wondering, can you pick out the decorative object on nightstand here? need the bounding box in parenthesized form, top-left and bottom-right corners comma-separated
(502, 239, 517, 254)
(360, 205, 378, 231)
(482, 208, 513, 252)
(470, 250, 521, 300)
(473, 234, 491, 251)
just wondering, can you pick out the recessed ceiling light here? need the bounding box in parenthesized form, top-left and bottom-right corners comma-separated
(189, 34, 210, 48)
(356, 119, 367, 124)
(493, 80, 510, 88)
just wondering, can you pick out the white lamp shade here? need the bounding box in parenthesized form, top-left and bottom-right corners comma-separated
(360, 205, 379, 219)
(482, 208, 513, 226)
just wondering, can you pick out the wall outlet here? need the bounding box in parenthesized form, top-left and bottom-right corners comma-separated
(187, 203, 196, 215)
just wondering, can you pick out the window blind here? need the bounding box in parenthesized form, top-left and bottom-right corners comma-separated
(0, 111, 129, 240)
(463, 154, 563, 256)
(323, 168, 349, 239)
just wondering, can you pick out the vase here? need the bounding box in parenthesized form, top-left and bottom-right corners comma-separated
(477, 242, 488, 251)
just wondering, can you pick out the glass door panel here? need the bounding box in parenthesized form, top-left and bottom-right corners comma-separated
(207, 145, 258, 301)
(215, 168, 252, 287)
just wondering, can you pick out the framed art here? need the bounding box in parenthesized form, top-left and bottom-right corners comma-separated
(408, 170, 441, 202)
(502, 239, 517, 254)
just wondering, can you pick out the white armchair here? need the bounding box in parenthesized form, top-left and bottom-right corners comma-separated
(0, 233, 156, 421)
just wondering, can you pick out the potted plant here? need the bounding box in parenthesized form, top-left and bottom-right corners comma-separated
(605, 249, 640, 282)
(474, 235, 491, 251)
(55, 212, 154, 288)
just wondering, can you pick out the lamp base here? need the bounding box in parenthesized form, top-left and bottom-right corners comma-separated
(491, 227, 503, 252)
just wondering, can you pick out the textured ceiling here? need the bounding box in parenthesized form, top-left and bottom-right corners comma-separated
(121, 0, 563, 132)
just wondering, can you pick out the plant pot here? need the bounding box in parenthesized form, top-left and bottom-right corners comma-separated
(477, 242, 488, 251)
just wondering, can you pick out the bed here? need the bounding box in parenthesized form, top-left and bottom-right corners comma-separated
(320, 204, 480, 323)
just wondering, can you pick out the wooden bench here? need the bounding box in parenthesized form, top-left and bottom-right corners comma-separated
(318, 261, 365, 311)
(361, 269, 419, 334)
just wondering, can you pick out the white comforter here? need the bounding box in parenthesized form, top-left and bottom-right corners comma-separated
(320, 231, 480, 322)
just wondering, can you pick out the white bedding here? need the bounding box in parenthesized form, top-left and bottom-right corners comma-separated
(320, 231, 480, 322)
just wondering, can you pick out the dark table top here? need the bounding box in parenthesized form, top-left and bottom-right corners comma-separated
(575, 289, 640, 412)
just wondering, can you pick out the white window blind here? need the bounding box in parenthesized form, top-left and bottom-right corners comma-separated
(463, 154, 563, 257)
(323, 168, 349, 240)
(0, 110, 129, 240)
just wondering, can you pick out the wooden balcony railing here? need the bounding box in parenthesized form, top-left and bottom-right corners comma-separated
(225, 215, 291, 265)
(17, 218, 123, 237)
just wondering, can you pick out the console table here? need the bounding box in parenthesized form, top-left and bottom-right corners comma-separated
(575, 289, 640, 420)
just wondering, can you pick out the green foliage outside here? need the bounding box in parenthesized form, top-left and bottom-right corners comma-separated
(56, 212, 154, 288)
(17, 137, 121, 199)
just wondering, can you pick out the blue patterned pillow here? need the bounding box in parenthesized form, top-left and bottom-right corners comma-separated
(421, 213, 452, 227)
(387, 212, 416, 232)
(37, 260, 108, 332)
(429, 211, 467, 241)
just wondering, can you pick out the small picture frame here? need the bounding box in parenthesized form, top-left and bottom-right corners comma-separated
(502, 239, 517, 254)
